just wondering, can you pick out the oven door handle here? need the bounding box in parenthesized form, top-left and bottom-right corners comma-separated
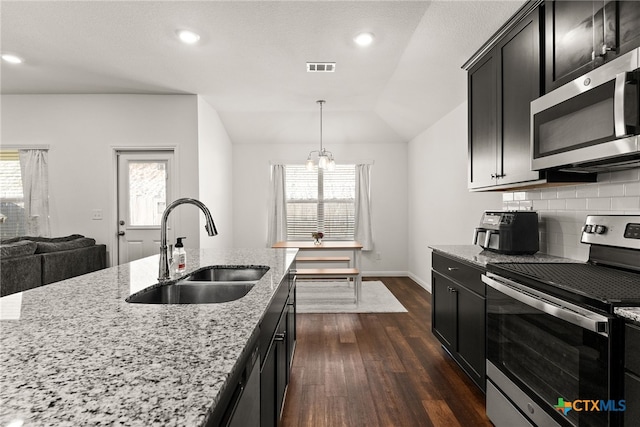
(482, 274, 610, 335)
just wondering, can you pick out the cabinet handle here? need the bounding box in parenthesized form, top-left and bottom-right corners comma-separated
(450, 288, 458, 293)
(490, 173, 496, 179)
(447, 267, 458, 271)
(274, 333, 286, 342)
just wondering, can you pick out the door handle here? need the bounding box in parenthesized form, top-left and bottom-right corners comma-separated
(118, 231, 125, 236)
(614, 70, 639, 137)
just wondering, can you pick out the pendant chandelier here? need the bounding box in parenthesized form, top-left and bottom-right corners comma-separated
(306, 99, 335, 171)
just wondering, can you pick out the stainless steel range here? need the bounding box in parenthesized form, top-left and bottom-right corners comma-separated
(483, 215, 640, 427)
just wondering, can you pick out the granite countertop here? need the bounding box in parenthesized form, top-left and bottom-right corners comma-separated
(429, 244, 579, 268)
(0, 247, 297, 426)
(615, 307, 640, 325)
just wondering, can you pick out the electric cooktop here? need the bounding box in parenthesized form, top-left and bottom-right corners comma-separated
(487, 214, 640, 314)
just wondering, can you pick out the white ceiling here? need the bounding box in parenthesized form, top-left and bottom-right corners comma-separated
(0, 0, 525, 146)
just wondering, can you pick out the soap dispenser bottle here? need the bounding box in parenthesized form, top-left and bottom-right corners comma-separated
(173, 237, 187, 273)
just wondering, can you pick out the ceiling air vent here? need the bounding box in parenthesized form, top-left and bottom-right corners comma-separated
(307, 62, 336, 72)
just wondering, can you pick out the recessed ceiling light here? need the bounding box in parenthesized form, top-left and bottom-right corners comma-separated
(354, 32, 375, 47)
(177, 30, 200, 44)
(1, 54, 23, 64)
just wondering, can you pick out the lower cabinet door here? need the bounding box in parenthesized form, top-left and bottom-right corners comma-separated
(457, 286, 486, 389)
(432, 273, 457, 349)
(625, 372, 640, 426)
(260, 341, 277, 427)
(275, 315, 288, 420)
(261, 310, 288, 427)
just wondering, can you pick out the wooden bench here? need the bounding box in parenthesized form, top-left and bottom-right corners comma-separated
(295, 267, 359, 278)
(296, 256, 351, 263)
(294, 268, 361, 303)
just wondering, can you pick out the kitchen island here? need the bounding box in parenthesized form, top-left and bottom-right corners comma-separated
(0, 247, 297, 426)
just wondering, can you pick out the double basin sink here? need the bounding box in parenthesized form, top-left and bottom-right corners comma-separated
(126, 266, 269, 304)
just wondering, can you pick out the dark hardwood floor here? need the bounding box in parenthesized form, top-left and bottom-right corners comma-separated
(281, 276, 491, 427)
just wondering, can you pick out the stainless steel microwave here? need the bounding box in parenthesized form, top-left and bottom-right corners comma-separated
(531, 47, 640, 172)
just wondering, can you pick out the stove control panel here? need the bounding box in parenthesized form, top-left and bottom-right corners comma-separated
(581, 215, 640, 249)
(624, 223, 640, 239)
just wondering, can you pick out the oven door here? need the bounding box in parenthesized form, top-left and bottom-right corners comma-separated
(531, 47, 639, 171)
(483, 273, 622, 427)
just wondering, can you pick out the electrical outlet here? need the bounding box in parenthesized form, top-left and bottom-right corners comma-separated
(376, 252, 382, 260)
(92, 209, 103, 220)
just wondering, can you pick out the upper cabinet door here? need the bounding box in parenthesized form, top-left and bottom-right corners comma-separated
(615, 1, 640, 57)
(545, 0, 601, 92)
(468, 53, 498, 189)
(545, 0, 640, 93)
(497, 10, 542, 186)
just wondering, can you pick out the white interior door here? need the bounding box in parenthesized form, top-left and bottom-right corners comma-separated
(117, 151, 173, 264)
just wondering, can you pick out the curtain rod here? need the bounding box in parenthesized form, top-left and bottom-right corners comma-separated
(1, 144, 50, 150)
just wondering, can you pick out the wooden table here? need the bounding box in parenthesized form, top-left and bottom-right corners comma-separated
(272, 241, 363, 303)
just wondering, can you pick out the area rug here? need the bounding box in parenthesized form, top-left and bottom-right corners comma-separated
(296, 280, 408, 313)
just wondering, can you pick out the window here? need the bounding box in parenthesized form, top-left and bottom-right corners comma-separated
(285, 164, 355, 240)
(0, 150, 26, 238)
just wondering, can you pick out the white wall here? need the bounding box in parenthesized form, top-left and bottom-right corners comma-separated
(232, 142, 409, 275)
(197, 96, 234, 248)
(1, 94, 201, 265)
(407, 101, 502, 290)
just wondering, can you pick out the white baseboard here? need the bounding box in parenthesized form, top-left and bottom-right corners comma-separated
(361, 271, 432, 293)
(408, 272, 431, 293)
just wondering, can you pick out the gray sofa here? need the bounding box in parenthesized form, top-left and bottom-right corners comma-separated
(0, 234, 107, 297)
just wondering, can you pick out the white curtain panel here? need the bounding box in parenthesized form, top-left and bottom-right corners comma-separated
(267, 164, 287, 247)
(354, 163, 373, 251)
(19, 149, 51, 237)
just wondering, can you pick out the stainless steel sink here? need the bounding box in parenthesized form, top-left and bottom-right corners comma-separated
(126, 281, 255, 304)
(125, 266, 269, 304)
(184, 266, 269, 282)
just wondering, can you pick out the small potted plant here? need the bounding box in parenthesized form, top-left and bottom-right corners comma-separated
(311, 231, 324, 245)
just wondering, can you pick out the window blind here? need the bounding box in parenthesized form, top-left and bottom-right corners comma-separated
(285, 164, 355, 240)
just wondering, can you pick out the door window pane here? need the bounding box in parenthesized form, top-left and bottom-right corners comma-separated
(128, 161, 166, 226)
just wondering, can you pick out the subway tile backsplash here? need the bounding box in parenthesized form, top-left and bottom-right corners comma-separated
(502, 170, 640, 261)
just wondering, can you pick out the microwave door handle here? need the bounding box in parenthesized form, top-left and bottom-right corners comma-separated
(473, 228, 480, 245)
(614, 72, 626, 137)
(614, 71, 638, 137)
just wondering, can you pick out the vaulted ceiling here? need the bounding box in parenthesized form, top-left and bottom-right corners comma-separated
(0, 1, 524, 145)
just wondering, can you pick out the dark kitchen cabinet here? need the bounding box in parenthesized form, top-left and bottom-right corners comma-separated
(465, 1, 596, 190)
(545, 0, 640, 93)
(431, 252, 486, 391)
(468, 5, 541, 190)
(624, 323, 640, 426)
(260, 271, 296, 427)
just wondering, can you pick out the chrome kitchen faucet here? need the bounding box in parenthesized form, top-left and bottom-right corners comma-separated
(158, 198, 217, 281)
